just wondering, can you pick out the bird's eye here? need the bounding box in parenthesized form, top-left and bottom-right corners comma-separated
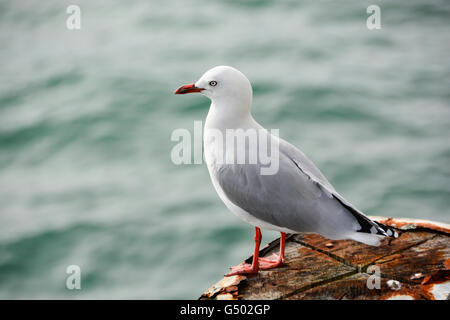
(209, 81, 217, 87)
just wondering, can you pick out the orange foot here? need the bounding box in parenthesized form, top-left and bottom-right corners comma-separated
(225, 254, 284, 276)
(258, 253, 284, 269)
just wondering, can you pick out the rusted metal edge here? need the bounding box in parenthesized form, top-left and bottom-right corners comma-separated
(201, 275, 247, 300)
(370, 216, 450, 236)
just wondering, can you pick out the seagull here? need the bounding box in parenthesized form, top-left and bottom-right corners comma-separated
(174, 66, 398, 276)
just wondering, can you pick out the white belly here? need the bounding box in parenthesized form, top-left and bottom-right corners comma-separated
(203, 132, 296, 233)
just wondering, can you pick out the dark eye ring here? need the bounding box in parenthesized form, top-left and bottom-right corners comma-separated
(209, 81, 217, 87)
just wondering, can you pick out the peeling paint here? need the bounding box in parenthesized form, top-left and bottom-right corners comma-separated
(410, 273, 424, 280)
(202, 275, 246, 299)
(385, 295, 415, 300)
(428, 281, 450, 300)
(216, 293, 236, 300)
(419, 269, 450, 300)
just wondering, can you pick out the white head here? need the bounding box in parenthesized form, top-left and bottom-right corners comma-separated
(175, 66, 253, 117)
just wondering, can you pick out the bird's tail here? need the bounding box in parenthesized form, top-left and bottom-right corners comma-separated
(372, 220, 399, 239)
(349, 214, 399, 246)
(333, 194, 399, 245)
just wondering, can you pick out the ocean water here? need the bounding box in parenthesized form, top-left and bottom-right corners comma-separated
(0, 0, 449, 299)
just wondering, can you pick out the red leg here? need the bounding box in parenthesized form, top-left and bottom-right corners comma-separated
(258, 232, 285, 269)
(225, 229, 286, 276)
(225, 226, 261, 276)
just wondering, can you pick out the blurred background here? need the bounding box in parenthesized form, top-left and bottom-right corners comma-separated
(0, 0, 449, 299)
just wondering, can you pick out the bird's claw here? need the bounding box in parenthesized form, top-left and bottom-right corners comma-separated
(225, 263, 258, 276)
(225, 254, 284, 276)
(258, 253, 284, 269)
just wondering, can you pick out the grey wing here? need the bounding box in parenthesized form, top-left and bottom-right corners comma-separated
(215, 137, 392, 238)
(214, 148, 359, 235)
(278, 138, 392, 237)
(278, 138, 336, 192)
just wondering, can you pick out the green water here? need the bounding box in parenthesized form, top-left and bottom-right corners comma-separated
(0, 0, 449, 299)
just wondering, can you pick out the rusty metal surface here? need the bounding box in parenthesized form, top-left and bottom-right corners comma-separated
(238, 241, 355, 300)
(200, 217, 450, 300)
(285, 273, 426, 300)
(293, 231, 434, 269)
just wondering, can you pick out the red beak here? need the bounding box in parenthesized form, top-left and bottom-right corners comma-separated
(174, 83, 205, 94)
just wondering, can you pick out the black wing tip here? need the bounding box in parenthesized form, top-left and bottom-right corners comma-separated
(372, 221, 399, 238)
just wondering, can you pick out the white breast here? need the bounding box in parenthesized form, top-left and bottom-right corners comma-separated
(203, 129, 296, 233)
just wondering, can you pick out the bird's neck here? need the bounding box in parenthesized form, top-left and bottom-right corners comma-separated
(205, 101, 255, 131)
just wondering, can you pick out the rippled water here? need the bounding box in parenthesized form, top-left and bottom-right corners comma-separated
(0, 0, 449, 299)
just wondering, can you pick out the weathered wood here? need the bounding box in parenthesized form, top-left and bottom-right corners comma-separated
(200, 217, 450, 300)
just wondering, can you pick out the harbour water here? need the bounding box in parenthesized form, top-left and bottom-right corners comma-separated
(0, 0, 449, 298)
